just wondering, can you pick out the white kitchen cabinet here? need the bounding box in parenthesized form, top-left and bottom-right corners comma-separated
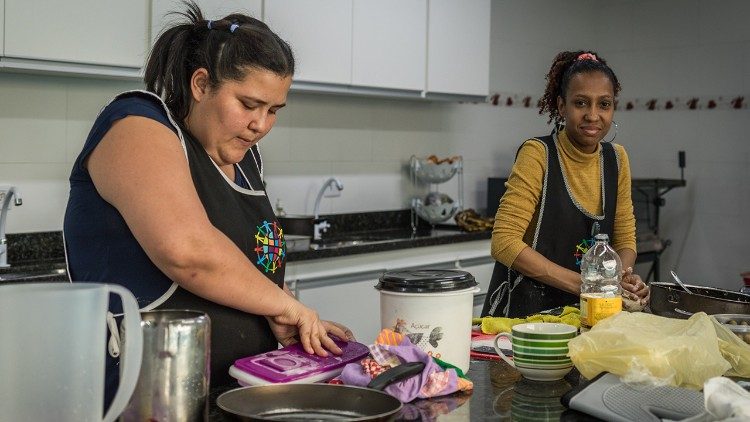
(0, 0, 4, 56)
(351, 0, 426, 91)
(426, 0, 490, 97)
(264, 0, 352, 85)
(4, 0, 149, 68)
(460, 257, 496, 317)
(286, 240, 491, 342)
(151, 0, 263, 43)
(293, 273, 383, 343)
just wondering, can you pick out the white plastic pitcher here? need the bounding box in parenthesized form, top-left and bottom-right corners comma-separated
(0, 282, 143, 422)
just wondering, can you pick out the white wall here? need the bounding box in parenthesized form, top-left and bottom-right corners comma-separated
(0, 0, 748, 289)
(590, 0, 750, 290)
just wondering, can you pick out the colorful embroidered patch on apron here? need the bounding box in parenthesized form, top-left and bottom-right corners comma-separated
(254, 220, 285, 273)
(574, 237, 595, 266)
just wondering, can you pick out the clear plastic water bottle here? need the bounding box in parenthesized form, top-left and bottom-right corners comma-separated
(580, 233, 623, 330)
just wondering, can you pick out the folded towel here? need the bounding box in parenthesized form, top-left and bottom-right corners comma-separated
(472, 306, 581, 334)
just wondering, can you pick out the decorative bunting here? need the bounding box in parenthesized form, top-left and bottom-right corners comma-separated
(481, 93, 748, 111)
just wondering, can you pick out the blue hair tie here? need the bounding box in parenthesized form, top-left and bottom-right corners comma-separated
(207, 20, 212, 30)
(230, 23, 239, 33)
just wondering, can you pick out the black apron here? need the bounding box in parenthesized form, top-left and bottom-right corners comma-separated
(481, 133, 618, 317)
(158, 127, 286, 388)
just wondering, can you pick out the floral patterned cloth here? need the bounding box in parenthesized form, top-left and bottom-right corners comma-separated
(339, 329, 473, 402)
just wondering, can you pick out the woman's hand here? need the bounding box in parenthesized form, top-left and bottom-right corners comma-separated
(270, 299, 355, 356)
(620, 267, 650, 310)
(266, 317, 356, 348)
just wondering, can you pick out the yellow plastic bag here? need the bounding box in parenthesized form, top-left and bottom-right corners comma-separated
(568, 312, 750, 390)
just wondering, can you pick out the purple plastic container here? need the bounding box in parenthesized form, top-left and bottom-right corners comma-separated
(229, 339, 370, 385)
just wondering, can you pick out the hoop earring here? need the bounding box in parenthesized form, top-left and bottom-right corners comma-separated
(555, 120, 565, 135)
(604, 121, 618, 143)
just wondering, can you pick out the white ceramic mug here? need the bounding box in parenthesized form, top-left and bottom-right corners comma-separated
(493, 322, 577, 381)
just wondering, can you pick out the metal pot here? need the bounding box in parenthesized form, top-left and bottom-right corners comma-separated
(217, 362, 425, 421)
(278, 215, 314, 237)
(649, 282, 750, 318)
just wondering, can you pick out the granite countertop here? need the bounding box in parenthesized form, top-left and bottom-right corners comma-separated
(0, 210, 490, 282)
(207, 359, 599, 421)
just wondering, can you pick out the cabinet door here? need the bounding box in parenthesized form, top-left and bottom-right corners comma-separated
(4, 0, 149, 68)
(151, 0, 262, 44)
(351, 0, 426, 91)
(264, 0, 352, 85)
(426, 0, 490, 96)
(460, 257, 495, 317)
(459, 257, 495, 296)
(0, 0, 4, 56)
(295, 275, 383, 343)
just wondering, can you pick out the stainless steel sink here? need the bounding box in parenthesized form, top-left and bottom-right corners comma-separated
(0, 268, 67, 282)
(305, 228, 466, 251)
(310, 237, 399, 250)
(309, 231, 425, 250)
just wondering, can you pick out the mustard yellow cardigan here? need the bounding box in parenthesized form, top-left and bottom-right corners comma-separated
(491, 129, 637, 267)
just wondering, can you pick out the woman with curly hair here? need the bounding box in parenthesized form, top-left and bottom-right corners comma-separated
(481, 51, 650, 317)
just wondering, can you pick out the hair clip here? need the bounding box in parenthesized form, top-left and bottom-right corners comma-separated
(229, 23, 240, 33)
(577, 53, 598, 62)
(207, 20, 213, 30)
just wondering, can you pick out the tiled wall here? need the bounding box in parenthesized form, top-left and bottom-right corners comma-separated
(0, 0, 748, 288)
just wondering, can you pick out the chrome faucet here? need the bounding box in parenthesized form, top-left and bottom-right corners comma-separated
(312, 177, 343, 241)
(0, 186, 23, 268)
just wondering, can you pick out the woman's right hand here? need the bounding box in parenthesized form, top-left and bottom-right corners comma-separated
(271, 299, 346, 356)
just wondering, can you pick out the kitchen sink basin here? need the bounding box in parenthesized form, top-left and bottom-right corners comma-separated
(308, 229, 454, 250)
(0, 268, 68, 282)
(310, 237, 399, 250)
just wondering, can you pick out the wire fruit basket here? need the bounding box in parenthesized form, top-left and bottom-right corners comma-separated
(409, 155, 463, 229)
(412, 197, 459, 224)
(410, 156, 461, 184)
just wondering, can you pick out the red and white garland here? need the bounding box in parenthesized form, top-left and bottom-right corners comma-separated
(483, 93, 748, 111)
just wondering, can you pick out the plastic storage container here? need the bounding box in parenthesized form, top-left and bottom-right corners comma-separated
(580, 233, 623, 330)
(376, 269, 479, 373)
(228, 339, 369, 386)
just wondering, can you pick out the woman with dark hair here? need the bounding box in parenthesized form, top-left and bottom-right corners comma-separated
(63, 2, 352, 403)
(481, 51, 650, 318)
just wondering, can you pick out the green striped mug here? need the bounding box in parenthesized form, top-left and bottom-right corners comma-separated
(493, 322, 577, 381)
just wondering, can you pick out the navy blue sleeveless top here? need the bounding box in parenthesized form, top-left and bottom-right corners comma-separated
(64, 88, 287, 304)
(64, 91, 289, 403)
(64, 92, 179, 311)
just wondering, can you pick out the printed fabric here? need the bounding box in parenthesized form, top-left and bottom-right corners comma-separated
(339, 329, 473, 402)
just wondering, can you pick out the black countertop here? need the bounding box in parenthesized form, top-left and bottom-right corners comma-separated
(287, 228, 490, 262)
(0, 210, 491, 282)
(207, 359, 599, 421)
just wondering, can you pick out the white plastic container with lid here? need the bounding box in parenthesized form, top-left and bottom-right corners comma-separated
(580, 233, 623, 330)
(376, 269, 479, 373)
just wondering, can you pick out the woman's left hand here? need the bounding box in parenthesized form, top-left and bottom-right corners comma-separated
(267, 318, 356, 348)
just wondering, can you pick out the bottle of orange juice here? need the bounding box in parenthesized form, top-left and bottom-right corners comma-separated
(580, 233, 622, 330)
